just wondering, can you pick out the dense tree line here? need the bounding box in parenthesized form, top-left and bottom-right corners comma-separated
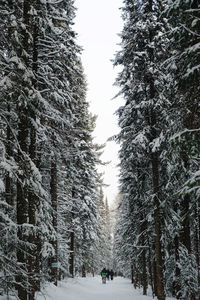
(113, 0, 200, 300)
(0, 1, 109, 299)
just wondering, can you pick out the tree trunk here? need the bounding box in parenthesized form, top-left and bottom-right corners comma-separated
(69, 231, 75, 278)
(151, 152, 165, 300)
(153, 258, 157, 297)
(16, 0, 31, 297)
(146, 0, 165, 296)
(69, 190, 75, 278)
(131, 264, 134, 284)
(141, 220, 148, 295)
(180, 193, 191, 253)
(50, 159, 58, 286)
(28, 10, 40, 299)
(174, 235, 181, 299)
(16, 109, 29, 300)
(27, 112, 40, 300)
(142, 247, 147, 295)
(193, 202, 200, 300)
(147, 85, 165, 300)
(82, 264, 86, 278)
(5, 104, 14, 207)
(147, 235, 154, 297)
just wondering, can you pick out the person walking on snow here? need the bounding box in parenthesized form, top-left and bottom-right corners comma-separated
(100, 268, 107, 284)
(106, 269, 110, 280)
(110, 269, 114, 280)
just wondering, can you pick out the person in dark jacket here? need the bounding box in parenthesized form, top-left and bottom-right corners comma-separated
(110, 269, 114, 280)
(100, 268, 107, 284)
(106, 269, 110, 280)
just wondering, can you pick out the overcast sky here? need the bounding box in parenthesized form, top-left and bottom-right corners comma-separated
(74, 0, 123, 204)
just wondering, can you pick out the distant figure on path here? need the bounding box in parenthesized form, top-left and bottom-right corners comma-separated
(110, 269, 114, 280)
(100, 268, 107, 284)
(106, 269, 110, 280)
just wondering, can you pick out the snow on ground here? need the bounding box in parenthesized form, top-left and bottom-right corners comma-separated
(36, 276, 175, 300)
(0, 276, 175, 300)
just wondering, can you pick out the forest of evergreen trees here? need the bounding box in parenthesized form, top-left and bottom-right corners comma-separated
(0, 1, 112, 300)
(113, 0, 200, 300)
(0, 0, 199, 300)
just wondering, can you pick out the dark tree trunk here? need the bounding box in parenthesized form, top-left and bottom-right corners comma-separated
(174, 235, 181, 299)
(180, 152, 194, 299)
(195, 204, 200, 298)
(147, 72, 165, 300)
(28, 112, 39, 300)
(16, 109, 29, 300)
(50, 159, 58, 286)
(153, 258, 158, 297)
(173, 200, 181, 299)
(69, 190, 75, 278)
(69, 231, 75, 278)
(133, 266, 140, 289)
(5, 104, 14, 207)
(27, 10, 40, 300)
(16, 0, 31, 297)
(180, 193, 191, 253)
(151, 152, 165, 300)
(147, 235, 154, 297)
(141, 219, 148, 295)
(145, 1, 165, 297)
(142, 247, 147, 295)
(131, 264, 134, 284)
(82, 265, 86, 278)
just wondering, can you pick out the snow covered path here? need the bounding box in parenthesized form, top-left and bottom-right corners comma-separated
(37, 277, 145, 300)
(36, 276, 174, 300)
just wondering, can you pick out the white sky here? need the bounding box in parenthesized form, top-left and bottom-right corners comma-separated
(74, 0, 123, 205)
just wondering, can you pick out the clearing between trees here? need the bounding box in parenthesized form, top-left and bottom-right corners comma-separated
(36, 277, 174, 300)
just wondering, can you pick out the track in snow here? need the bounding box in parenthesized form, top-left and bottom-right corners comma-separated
(36, 276, 175, 300)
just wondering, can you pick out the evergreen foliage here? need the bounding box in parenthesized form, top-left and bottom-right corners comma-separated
(0, 1, 104, 299)
(113, 0, 200, 299)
